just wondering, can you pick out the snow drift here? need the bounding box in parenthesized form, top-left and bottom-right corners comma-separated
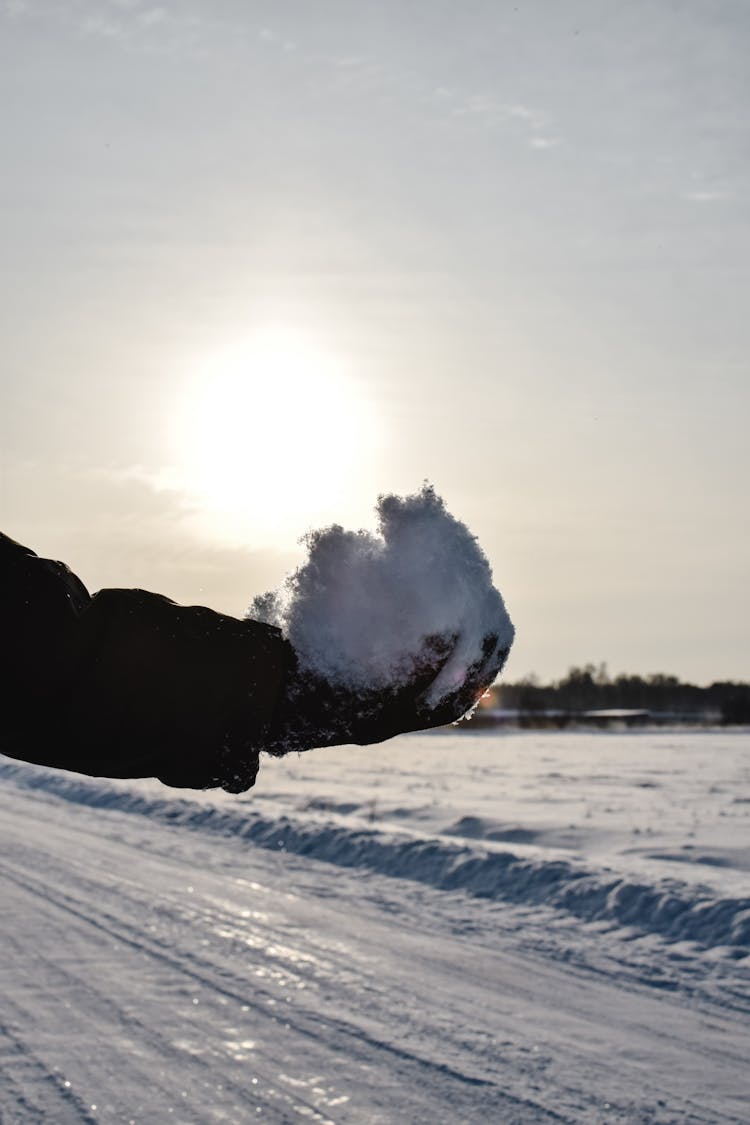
(248, 485, 514, 708)
(3, 758, 748, 954)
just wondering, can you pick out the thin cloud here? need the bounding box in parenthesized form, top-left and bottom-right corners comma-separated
(441, 90, 562, 146)
(0, 0, 29, 16)
(528, 136, 562, 151)
(684, 189, 733, 203)
(320, 42, 563, 147)
(0, 0, 204, 49)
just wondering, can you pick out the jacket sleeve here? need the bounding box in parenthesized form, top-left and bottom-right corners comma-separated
(1, 531, 91, 769)
(0, 532, 289, 792)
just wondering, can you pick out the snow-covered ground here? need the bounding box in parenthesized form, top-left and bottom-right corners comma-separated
(1, 730, 748, 1123)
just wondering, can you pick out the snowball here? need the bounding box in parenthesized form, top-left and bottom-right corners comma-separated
(247, 484, 514, 707)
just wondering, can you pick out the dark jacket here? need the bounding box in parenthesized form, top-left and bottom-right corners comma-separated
(0, 532, 288, 791)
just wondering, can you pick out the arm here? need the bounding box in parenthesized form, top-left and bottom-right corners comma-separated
(1, 532, 507, 793)
(0, 533, 287, 792)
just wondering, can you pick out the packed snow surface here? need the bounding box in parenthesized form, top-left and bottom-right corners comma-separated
(1, 730, 749, 1123)
(248, 485, 514, 705)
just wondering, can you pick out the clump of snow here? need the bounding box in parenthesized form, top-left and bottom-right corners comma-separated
(247, 484, 514, 706)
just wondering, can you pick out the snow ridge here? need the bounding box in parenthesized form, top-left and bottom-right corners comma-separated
(2, 758, 748, 953)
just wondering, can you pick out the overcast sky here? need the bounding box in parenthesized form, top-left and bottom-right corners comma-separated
(1, 0, 748, 683)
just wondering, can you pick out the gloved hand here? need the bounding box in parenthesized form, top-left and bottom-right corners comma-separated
(264, 631, 509, 757)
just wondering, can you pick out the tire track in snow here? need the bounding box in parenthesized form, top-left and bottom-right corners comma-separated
(0, 1007, 97, 1125)
(0, 856, 566, 1124)
(1, 782, 748, 1124)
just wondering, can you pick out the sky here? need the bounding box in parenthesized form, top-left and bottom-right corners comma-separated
(1, 0, 748, 684)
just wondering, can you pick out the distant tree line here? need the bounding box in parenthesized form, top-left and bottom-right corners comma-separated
(492, 664, 750, 724)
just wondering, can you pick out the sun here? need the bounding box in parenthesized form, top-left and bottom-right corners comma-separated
(169, 328, 380, 546)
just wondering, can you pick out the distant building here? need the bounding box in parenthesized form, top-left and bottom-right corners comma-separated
(461, 706, 722, 731)
(581, 708, 650, 728)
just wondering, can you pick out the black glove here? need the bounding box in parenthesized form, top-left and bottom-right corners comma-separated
(264, 631, 510, 757)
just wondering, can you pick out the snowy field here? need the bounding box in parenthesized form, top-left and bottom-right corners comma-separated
(0, 730, 748, 1123)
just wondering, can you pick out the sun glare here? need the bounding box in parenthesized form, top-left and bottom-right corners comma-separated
(169, 329, 380, 546)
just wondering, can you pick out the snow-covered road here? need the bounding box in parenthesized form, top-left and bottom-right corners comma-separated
(1, 749, 748, 1124)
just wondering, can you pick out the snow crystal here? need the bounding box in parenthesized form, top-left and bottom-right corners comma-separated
(247, 484, 514, 706)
